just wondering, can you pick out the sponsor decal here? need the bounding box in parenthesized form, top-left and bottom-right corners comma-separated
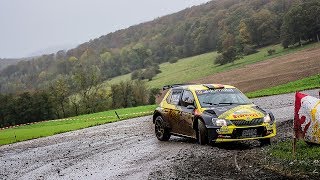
(232, 113, 259, 119)
(196, 88, 234, 95)
(218, 105, 264, 120)
(216, 126, 229, 133)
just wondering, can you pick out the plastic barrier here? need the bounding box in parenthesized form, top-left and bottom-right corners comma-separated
(294, 92, 320, 144)
(0, 111, 153, 131)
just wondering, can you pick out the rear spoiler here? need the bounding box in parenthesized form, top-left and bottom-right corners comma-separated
(202, 84, 224, 89)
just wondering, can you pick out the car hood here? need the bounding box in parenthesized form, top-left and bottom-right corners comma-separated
(203, 104, 266, 120)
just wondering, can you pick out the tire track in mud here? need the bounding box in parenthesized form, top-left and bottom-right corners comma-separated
(0, 89, 319, 179)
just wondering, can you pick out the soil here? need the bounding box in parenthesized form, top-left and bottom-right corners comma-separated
(191, 47, 320, 93)
(1, 90, 320, 180)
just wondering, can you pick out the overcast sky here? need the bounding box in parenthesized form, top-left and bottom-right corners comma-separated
(0, 0, 210, 58)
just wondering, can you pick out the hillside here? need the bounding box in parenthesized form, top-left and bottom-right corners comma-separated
(1, 0, 315, 93)
(191, 44, 320, 92)
(104, 43, 320, 90)
(0, 58, 27, 71)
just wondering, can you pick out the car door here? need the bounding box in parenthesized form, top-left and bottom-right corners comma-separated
(164, 89, 184, 134)
(179, 90, 196, 138)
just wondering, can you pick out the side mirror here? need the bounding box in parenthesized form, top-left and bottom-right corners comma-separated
(187, 105, 195, 110)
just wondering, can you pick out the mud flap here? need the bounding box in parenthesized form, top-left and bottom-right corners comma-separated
(207, 128, 218, 143)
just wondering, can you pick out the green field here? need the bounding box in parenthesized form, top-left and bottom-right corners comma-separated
(0, 105, 156, 145)
(107, 43, 320, 89)
(246, 74, 320, 98)
(269, 140, 320, 174)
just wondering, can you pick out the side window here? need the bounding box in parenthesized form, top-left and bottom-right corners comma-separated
(169, 90, 182, 105)
(181, 90, 195, 107)
(165, 90, 172, 104)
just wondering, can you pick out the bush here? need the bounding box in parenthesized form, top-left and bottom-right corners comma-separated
(111, 80, 149, 108)
(131, 65, 160, 81)
(243, 45, 258, 55)
(149, 88, 160, 104)
(267, 49, 276, 56)
(214, 55, 225, 65)
(214, 46, 239, 65)
(169, 57, 178, 64)
(131, 70, 141, 80)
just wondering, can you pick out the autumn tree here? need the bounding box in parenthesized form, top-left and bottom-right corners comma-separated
(281, 0, 320, 48)
(49, 76, 70, 118)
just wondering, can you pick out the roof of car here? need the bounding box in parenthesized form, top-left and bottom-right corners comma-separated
(165, 84, 236, 91)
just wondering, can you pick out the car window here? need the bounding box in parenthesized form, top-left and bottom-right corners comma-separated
(169, 89, 182, 105)
(181, 90, 195, 107)
(165, 90, 172, 104)
(196, 88, 251, 107)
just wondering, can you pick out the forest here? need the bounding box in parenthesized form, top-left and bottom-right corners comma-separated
(0, 0, 319, 127)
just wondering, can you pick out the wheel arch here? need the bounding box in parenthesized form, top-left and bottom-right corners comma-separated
(153, 111, 162, 124)
(193, 116, 205, 131)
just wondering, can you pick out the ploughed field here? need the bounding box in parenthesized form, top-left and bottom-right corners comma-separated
(191, 47, 320, 93)
(0, 89, 319, 179)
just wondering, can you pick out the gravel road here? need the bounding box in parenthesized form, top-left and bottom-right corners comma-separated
(253, 89, 319, 122)
(0, 89, 319, 180)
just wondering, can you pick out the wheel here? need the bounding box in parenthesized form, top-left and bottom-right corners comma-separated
(259, 138, 271, 146)
(197, 119, 208, 145)
(155, 116, 171, 141)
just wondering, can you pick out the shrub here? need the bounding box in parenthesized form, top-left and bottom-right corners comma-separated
(243, 45, 258, 55)
(267, 49, 276, 56)
(214, 46, 239, 65)
(131, 70, 141, 80)
(214, 55, 225, 65)
(169, 57, 178, 64)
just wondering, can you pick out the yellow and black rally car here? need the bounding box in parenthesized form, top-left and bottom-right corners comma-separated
(153, 84, 276, 145)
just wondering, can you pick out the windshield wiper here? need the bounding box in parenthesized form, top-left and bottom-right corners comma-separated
(203, 102, 244, 106)
(218, 102, 239, 105)
(202, 102, 217, 106)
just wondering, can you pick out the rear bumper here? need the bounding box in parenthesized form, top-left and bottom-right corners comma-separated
(207, 123, 276, 143)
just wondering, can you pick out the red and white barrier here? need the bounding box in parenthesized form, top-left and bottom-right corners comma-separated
(294, 92, 320, 144)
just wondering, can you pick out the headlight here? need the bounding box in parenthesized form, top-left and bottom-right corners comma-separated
(212, 118, 227, 126)
(263, 114, 271, 123)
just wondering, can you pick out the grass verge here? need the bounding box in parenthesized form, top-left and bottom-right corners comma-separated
(246, 74, 320, 98)
(0, 105, 157, 146)
(269, 140, 320, 175)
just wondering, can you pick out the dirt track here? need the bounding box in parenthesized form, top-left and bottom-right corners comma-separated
(0, 89, 319, 180)
(191, 47, 320, 92)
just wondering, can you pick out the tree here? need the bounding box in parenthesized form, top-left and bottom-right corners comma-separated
(72, 62, 104, 114)
(50, 77, 70, 118)
(214, 46, 239, 65)
(111, 80, 149, 108)
(281, 1, 320, 47)
(149, 88, 160, 105)
(0, 94, 11, 127)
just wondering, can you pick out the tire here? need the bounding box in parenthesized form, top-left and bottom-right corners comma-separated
(197, 119, 208, 145)
(155, 116, 171, 141)
(306, 141, 317, 146)
(259, 138, 271, 146)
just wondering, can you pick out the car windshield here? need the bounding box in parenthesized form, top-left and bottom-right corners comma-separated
(196, 88, 251, 107)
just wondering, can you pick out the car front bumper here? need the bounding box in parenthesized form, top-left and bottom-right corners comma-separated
(207, 123, 276, 143)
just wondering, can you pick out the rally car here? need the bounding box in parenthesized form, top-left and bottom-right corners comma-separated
(153, 84, 276, 145)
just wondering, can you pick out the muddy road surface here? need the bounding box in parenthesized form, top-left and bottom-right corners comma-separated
(0, 89, 319, 180)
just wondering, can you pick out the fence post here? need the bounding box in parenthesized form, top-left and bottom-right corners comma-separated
(115, 111, 120, 120)
(292, 137, 296, 158)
